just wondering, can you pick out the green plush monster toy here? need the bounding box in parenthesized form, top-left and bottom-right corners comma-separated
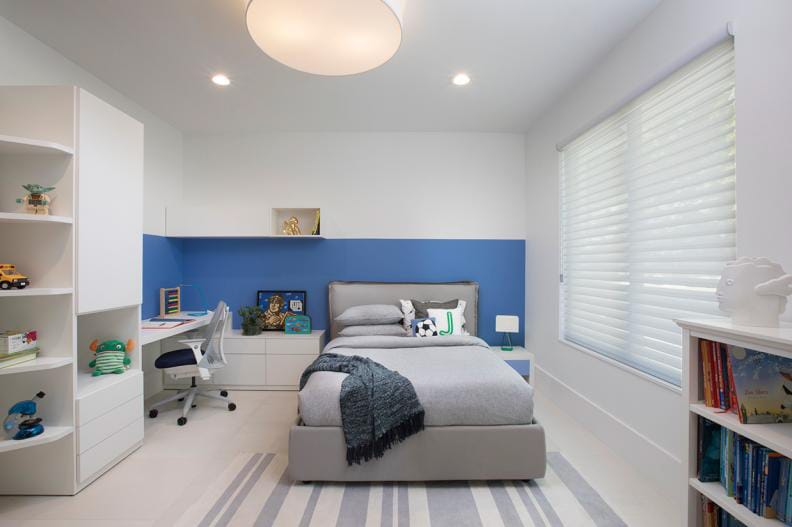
(88, 339, 134, 376)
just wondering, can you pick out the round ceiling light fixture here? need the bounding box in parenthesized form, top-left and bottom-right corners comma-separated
(211, 73, 231, 86)
(452, 73, 471, 86)
(245, 0, 404, 76)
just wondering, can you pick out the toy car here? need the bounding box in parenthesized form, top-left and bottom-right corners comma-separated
(0, 264, 29, 290)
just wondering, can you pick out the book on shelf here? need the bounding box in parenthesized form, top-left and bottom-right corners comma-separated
(728, 344, 792, 424)
(0, 348, 39, 369)
(699, 417, 792, 523)
(0, 329, 38, 354)
(701, 496, 749, 527)
(700, 339, 737, 412)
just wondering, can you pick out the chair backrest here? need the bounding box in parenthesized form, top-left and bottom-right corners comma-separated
(198, 301, 230, 370)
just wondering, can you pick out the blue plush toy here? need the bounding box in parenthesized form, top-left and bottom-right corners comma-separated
(3, 391, 46, 440)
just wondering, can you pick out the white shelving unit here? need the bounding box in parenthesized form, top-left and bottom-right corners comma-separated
(0, 134, 74, 155)
(0, 357, 73, 376)
(0, 212, 73, 224)
(0, 287, 74, 297)
(0, 427, 74, 454)
(165, 205, 324, 238)
(678, 318, 792, 527)
(0, 86, 143, 495)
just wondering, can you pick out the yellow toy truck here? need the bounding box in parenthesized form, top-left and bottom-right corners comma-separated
(0, 264, 30, 290)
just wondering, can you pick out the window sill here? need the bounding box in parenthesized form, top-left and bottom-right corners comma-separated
(557, 338, 682, 395)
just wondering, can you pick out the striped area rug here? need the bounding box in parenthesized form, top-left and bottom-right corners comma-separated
(176, 452, 626, 527)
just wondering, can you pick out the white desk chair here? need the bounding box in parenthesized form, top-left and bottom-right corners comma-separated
(148, 301, 236, 426)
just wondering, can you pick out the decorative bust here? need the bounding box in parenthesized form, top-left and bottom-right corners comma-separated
(717, 257, 792, 327)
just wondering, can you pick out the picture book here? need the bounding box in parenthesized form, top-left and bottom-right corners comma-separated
(728, 344, 792, 424)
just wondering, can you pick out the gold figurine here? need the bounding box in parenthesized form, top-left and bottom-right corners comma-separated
(282, 216, 301, 236)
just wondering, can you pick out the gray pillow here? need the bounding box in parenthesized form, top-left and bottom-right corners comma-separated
(335, 304, 403, 326)
(411, 299, 459, 319)
(338, 325, 408, 337)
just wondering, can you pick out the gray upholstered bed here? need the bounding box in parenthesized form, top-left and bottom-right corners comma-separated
(288, 281, 546, 482)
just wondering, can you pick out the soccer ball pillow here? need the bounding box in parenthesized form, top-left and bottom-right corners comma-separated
(411, 317, 438, 337)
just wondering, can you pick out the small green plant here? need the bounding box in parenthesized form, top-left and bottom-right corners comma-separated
(238, 305, 264, 336)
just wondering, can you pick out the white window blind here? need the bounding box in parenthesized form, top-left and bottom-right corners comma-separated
(560, 40, 736, 386)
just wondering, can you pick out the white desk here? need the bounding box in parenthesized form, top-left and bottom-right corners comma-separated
(140, 311, 213, 346)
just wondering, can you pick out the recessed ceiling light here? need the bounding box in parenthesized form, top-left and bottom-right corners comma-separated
(245, 0, 404, 76)
(211, 74, 231, 86)
(452, 73, 471, 86)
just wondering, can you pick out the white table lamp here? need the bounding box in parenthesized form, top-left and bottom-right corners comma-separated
(496, 315, 519, 351)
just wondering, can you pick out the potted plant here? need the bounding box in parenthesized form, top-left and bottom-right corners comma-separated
(238, 306, 264, 336)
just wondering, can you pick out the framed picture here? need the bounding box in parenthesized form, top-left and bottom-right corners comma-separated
(256, 290, 307, 331)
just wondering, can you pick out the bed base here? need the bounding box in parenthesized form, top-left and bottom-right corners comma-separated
(288, 419, 546, 482)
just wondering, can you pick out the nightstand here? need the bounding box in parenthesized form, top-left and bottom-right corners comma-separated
(491, 346, 534, 384)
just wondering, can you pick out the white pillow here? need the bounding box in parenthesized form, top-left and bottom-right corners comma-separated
(427, 304, 466, 336)
(399, 299, 415, 332)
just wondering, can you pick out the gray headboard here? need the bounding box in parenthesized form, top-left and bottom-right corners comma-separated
(328, 281, 479, 340)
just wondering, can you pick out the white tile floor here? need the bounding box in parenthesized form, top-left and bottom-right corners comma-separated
(0, 390, 676, 526)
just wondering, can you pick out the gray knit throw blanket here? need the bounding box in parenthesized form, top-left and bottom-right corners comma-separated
(299, 353, 425, 465)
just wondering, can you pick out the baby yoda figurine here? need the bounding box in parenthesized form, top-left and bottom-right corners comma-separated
(16, 184, 56, 215)
(88, 339, 134, 376)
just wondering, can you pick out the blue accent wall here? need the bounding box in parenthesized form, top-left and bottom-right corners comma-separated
(142, 236, 525, 346)
(142, 235, 184, 319)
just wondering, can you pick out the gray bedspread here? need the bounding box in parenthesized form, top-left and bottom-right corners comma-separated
(298, 336, 534, 427)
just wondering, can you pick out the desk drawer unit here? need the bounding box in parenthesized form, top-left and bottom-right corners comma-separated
(76, 373, 144, 484)
(78, 395, 142, 454)
(77, 373, 143, 426)
(225, 337, 266, 355)
(266, 354, 316, 387)
(211, 354, 268, 386)
(78, 418, 143, 483)
(267, 337, 318, 356)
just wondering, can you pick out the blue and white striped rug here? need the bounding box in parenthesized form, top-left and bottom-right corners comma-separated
(176, 452, 626, 527)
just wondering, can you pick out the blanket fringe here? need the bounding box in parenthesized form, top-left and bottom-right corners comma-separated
(346, 410, 425, 465)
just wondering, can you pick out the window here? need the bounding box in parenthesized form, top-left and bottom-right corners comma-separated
(559, 40, 735, 386)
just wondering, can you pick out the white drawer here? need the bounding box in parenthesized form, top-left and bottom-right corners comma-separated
(77, 373, 143, 426)
(78, 395, 142, 454)
(78, 417, 143, 483)
(211, 354, 267, 386)
(266, 354, 316, 387)
(266, 338, 320, 356)
(224, 337, 266, 355)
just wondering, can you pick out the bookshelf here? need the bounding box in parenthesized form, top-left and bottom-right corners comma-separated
(678, 318, 792, 527)
(0, 86, 143, 495)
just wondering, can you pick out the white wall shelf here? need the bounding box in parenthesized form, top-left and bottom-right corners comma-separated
(0, 357, 73, 376)
(165, 205, 324, 238)
(0, 134, 74, 156)
(0, 287, 73, 297)
(0, 426, 74, 454)
(679, 318, 792, 527)
(0, 212, 73, 225)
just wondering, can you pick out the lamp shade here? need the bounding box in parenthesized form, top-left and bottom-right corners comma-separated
(495, 315, 519, 333)
(245, 0, 404, 76)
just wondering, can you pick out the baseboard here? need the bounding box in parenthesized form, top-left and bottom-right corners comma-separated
(535, 365, 682, 505)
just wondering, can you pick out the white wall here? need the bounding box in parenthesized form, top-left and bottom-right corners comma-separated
(0, 15, 182, 235)
(524, 0, 792, 511)
(182, 132, 527, 239)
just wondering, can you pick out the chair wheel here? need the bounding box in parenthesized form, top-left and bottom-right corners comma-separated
(220, 390, 228, 397)
(177, 417, 187, 426)
(228, 403, 237, 412)
(178, 397, 184, 402)
(148, 409, 158, 418)
(192, 404, 197, 408)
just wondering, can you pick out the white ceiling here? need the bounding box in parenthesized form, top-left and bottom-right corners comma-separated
(0, 0, 660, 133)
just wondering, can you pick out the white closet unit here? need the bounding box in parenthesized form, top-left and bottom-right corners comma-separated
(0, 86, 143, 495)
